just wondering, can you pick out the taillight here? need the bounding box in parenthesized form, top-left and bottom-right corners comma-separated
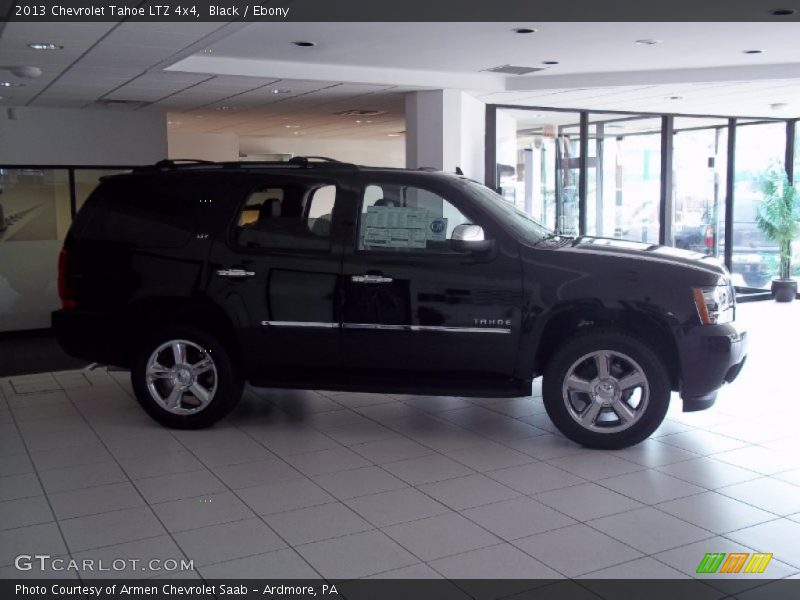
(57, 247, 77, 309)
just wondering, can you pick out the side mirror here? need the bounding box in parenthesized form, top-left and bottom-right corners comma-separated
(450, 224, 494, 253)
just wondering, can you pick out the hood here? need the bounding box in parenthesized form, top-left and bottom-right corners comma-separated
(557, 236, 728, 277)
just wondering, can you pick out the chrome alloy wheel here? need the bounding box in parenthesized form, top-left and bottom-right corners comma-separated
(561, 350, 649, 433)
(145, 339, 217, 415)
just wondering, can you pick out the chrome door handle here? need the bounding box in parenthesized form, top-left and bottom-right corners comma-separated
(351, 274, 393, 284)
(217, 268, 256, 278)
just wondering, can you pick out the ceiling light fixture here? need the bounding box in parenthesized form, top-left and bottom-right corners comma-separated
(743, 49, 764, 54)
(215, 105, 234, 111)
(513, 28, 537, 34)
(292, 41, 315, 47)
(769, 8, 796, 15)
(285, 124, 300, 128)
(270, 89, 291, 94)
(0, 81, 23, 87)
(635, 39, 662, 45)
(28, 43, 63, 51)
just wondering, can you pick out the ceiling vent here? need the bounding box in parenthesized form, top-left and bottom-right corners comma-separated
(336, 109, 386, 116)
(483, 65, 545, 75)
(94, 99, 150, 110)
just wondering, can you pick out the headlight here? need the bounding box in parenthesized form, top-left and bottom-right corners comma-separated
(692, 284, 735, 324)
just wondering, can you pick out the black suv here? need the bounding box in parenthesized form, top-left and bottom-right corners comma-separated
(53, 158, 747, 449)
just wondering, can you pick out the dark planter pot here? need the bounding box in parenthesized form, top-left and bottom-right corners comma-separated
(771, 279, 798, 302)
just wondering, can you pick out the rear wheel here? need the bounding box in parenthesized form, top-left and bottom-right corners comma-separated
(542, 330, 670, 449)
(132, 326, 243, 429)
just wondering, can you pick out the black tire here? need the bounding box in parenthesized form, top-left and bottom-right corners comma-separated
(542, 329, 671, 449)
(131, 326, 244, 429)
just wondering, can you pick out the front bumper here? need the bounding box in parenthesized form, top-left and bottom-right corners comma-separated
(677, 320, 747, 412)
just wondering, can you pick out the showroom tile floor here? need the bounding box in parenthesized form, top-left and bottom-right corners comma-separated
(0, 302, 799, 594)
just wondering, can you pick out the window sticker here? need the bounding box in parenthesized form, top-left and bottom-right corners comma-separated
(363, 206, 448, 248)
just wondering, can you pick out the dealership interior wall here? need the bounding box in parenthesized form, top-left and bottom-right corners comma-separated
(1, 16, 800, 586)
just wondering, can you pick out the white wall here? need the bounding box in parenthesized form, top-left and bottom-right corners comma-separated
(0, 107, 168, 165)
(460, 92, 486, 183)
(168, 132, 239, 162)
(167, 132, 405, 167)
(405, 90, 486, 181)
(496, 110, 518, 171)
(238, 136, 405, 167)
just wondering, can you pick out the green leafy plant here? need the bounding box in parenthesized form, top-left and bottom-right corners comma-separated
(755, 168, 800, 280)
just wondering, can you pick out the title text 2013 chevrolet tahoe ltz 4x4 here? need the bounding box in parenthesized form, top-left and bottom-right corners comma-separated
(53, 158, 747, 449)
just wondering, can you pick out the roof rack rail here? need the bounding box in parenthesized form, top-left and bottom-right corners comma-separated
(134, 157, 359, 173)
(288, 156, 341, 165)
(153, 159, 215, 169)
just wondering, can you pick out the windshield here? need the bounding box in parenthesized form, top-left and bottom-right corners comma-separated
(456, 179, 554, 242)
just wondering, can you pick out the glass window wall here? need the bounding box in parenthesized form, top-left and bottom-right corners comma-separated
(490, 106, 794, 293)
(672, 118, 728, 257)
(496, 108, 582, 232)
(0, 168, 71, 331)
(583, 115, 663, 244)
(730, 122, 787, 288)
(0, 166, 133, 333)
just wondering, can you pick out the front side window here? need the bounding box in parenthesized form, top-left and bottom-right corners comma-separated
(357, 183, 476, 252)
(235, 182, 336, 251)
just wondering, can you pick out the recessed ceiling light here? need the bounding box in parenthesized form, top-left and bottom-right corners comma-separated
(270, 89, 291, 94)
(769, 8, 796, 15)
(513, 28, 537, 34)
(215, 105, 234, 111)
(743, 49, 763, 54)
(635, 39, 662, 45)
(28, 42, 63, 51)
(0, 81, 22, 87)
(285, 124, 300, 128)
(292, 41, 315, 47)
(542, 61, 559, 65)
(199, 48, 213, 54)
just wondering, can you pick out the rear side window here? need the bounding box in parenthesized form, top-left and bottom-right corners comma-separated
(235, 182, 337, 251)
(80, 176, 208, 248)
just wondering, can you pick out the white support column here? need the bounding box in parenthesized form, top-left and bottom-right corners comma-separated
(405, 90, 485, 182)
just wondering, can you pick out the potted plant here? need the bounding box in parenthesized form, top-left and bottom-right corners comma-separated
(755, 168, 800, 302)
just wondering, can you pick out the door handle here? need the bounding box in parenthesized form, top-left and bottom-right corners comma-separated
(351, 274, 393, 284)
(217, 268, 256, 278)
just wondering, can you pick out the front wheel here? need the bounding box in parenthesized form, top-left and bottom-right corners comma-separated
(542, 330, 671, 449)
(132, 327, 244, 429)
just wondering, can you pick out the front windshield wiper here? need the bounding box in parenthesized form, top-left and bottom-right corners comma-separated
(534, 233, 564, 245)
